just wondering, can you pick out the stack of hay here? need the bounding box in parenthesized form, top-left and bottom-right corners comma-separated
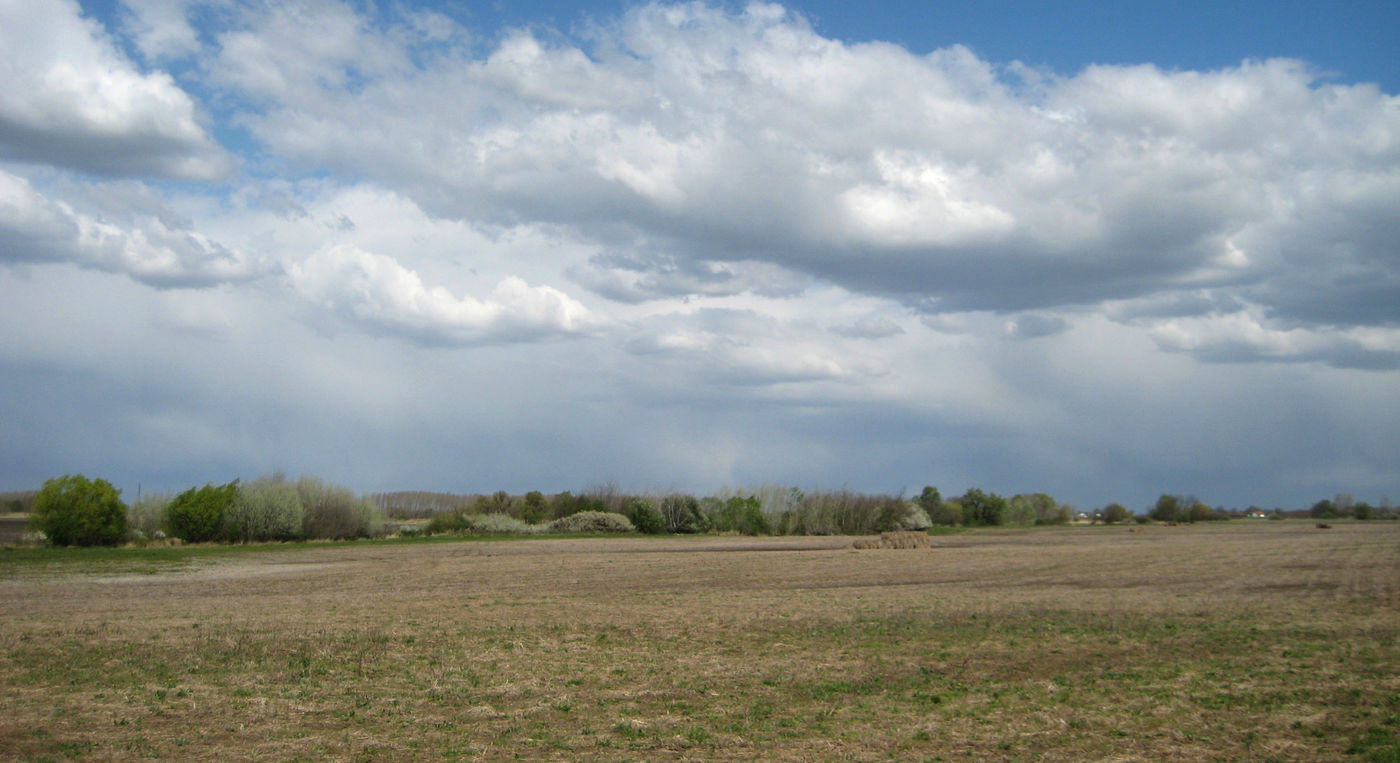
(852, 531, 932, 549)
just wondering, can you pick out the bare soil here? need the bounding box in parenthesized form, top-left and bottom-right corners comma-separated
(1, 522, 1397, 760)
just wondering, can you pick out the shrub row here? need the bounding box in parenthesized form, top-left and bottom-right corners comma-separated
(24, 473, 385, 546)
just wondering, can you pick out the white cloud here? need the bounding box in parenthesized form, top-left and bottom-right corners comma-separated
(187, 1, 1397, 344)
(0, 169, 260, 286)
(119, 0, 200, 61)
(0, 0, 231, 179)
(1150, 309, 1400, 370)
(286, 244, 596, 346)
(1, 1, 1397, 511)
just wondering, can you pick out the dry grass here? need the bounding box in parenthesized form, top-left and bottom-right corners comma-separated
(852, 531, 933, 549)
(2, 522, 1398, 760)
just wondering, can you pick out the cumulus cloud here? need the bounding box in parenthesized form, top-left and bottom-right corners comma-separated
(0, 0, 231, 179)
(0, 169, 260, 286)
(185, 1, 1397, 365)
(1150, 310, 1400, 370)
(286, 244, 596, 346)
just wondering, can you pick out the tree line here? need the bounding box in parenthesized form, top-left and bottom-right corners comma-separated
(13, 474, 1396, 547)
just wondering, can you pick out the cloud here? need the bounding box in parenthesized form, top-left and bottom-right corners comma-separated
(286, 244, 596, 346)
(1003, 314, 1069, 340)
(0, 0, 232, 179)
(119, 0, 200, 61)
(188, 2, 1397, 363)
(1150, 310, 1400, 370)
(0, 169, 261, 286)
(832, 316, 905, 339)
(569, 252, 809, 303)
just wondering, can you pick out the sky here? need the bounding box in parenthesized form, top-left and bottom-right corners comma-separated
(1, 0, 1397, 512)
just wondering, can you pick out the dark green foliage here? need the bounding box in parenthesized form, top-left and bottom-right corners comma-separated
(521, 491, 548, 524)
(1187, 502, 1218, 523)
(927, 500, 963, 526)
(1311, 499, 1339, 519)
(425, 510, 468, 534)
(711, 495, 770, 535)
(551, 491, 588, 519)
(485, 490, 513, 515)
(1101, 503, 1130, 524)
(624, 498, 665, 534)
(1151, 494, 1182, 522)
(659, 494, 709, 533)
(1354, 502, 1374, 520)
(918, 486, 942, 514)
(959, 488, 1006, 527)
(30, 474, 127, 546)
(165, 481, 238, 543)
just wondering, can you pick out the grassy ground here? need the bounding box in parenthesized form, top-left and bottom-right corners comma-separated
(1, 522, 1397, 760)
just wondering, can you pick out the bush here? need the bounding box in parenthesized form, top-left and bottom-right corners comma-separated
(928, 500, 963, 526)
(896, 503, 933, 531)
(298, 476, 384, 539)
(959, 488, 1006, 527)
(426, 510, 469, 534)
(659, 494, 709, 533)
(548, 511, 635, 533)
(711, 495, 770, 535)
(625, 498, 665, 534)
(165, 481, 238, 543)
(462, 513, 542, 534)
(30, 474, 128, 546)
(226, 477, 303, 542)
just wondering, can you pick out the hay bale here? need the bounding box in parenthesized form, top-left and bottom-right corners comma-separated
(853, 531, 932, 550)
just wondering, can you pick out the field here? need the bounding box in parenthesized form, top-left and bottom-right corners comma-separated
(2, 522, 1397, 760)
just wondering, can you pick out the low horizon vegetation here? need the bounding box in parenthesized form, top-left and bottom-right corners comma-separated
(8, 473, 1396, 548)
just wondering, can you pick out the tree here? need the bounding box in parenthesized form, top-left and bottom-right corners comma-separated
(1310, 499, 1338, 519)
(624, 497, 665, 534)
(1151, 494, 1182, 522)
(659, 494, 708, 533)
(1102, 503, 1130, 524)
(30, 474, 127, 546)
(1354, 502, 1373, 520)
(521, 491, 548, 524)
(960, 488, 1005, 527)
(918, 487, 942, 515)
(165, 481, 238, 543)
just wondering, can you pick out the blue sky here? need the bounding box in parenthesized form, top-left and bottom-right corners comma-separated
(1, 0, 1397, 511)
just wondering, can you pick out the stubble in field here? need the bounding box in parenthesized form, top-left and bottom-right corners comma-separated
(2, 523, 1397, 760)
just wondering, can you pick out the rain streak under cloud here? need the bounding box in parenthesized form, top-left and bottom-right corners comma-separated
(1, 0, 1397, 511)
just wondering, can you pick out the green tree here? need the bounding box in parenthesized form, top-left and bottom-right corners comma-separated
(1186, 502, 1218, 523)
(659, 494, 709, 533)
(624, 497, 665, 534)
(1310, 499, 1338, 519)
(1101, 503, 1130, 524)
(521, 491, 548, 524)
(960, 488, 1006, 527)
(30, 474, 128, 546)
(918, 486, 942, 515)
(1354, 502, 1373, 520)
(165, 481, 238, 543)
(1151, 494, 1182, 522)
